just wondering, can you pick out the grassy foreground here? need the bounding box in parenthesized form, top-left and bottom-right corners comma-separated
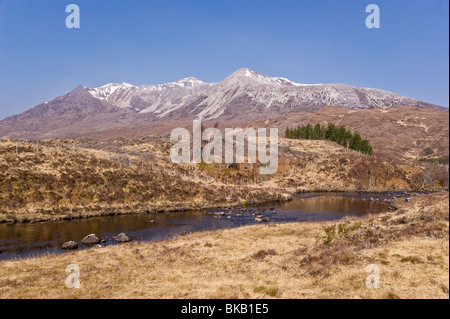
(0, 192, 448, 299)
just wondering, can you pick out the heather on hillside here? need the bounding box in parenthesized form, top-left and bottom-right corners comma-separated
(285, 122, 374, 155)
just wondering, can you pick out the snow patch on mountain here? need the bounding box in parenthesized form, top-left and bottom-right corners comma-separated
(83, 68, 440, 119)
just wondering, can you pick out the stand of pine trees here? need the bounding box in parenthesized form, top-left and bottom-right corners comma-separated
(285, 122, 373, 155)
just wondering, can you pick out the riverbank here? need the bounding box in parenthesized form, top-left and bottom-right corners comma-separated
(0, 188, 407, 224)
(2, 137, 447, 224)
(0, 188, 415, 224)
(0, 191, 447, 299)
(0, 192, 293, 224)
(0, 192, 390, 260)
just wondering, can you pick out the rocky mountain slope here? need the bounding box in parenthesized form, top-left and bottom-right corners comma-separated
(0, 68, 444, 139)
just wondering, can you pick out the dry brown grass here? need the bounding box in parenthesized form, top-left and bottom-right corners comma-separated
(2, 135, 440, 223)
(0, 139, 293, 222)
(0, 192, 447, 299)
(272, 106, 449, 161)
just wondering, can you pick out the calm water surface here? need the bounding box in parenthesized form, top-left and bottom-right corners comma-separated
(0, 192, 396, 260)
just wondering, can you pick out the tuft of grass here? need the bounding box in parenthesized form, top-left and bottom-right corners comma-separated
(338, 222, 363, 235)
(400, 256, 422, 264)
(323, 225, 336, 244)
(418, 157, 449, 164)
(253, 286, 280, 297)
(442, 285, 449, 294)
(385, 292, 401, 299)
(252, 249, 277, 260)
(336, 252, 356, 265)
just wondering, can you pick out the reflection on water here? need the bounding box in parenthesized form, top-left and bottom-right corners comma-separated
(0, 193, 389, 261)
(272, 195, 384, 219)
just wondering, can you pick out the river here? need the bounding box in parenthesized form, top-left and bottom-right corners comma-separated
(0, 192, 403, 261)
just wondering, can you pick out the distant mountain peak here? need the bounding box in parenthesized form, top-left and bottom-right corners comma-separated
(225, 67, 323, 87)
(0, 68, 444, 138)
(166, 77, 206, 88)
(99, 82, 136, 88)
(87, 82, 137, 105)
(233, 67, 259, 76)
(227, 67, 270, 81)
(71, 84, 88, 92)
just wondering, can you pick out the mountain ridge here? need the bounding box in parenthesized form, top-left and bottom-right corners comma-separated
(0, 68, 445, 139)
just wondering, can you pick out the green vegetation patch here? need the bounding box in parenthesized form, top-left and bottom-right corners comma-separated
(285, 122, 373, 155)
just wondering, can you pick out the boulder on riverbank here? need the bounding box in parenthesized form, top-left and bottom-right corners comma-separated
(113, 233, 131, 243)
(214, 212, 226, 217)
(62, 241, 78, 250)
(81, 234, 101, 245)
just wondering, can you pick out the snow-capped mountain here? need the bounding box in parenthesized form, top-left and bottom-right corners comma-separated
(85, 68, 441, 120)
(0, 68, 444, 138)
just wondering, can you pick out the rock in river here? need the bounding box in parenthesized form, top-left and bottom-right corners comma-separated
(113, 233, 132, 243)
(62, 241, 78, 250)
(81, 234, 101, 245)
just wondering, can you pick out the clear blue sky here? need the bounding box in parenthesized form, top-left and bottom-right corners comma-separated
(0, 0, 448, 120)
